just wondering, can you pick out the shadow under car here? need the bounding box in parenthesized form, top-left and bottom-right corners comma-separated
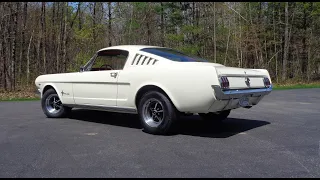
(68, 109, 270, 138)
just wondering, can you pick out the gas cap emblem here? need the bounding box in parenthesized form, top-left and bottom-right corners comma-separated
(244, 71, 250, 87)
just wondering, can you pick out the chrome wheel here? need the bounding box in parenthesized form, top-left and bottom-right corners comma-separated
(142, 98, 164, 128)
(45, 94, 62, 114)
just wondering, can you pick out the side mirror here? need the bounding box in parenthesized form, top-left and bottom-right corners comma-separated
(79, 66, 84, 72)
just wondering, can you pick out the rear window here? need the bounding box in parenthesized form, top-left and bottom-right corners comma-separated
(140, 48, 208, 62)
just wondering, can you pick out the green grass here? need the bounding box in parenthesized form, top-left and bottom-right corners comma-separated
(0, 97, 40, 102)
(273, 83, 320, 90)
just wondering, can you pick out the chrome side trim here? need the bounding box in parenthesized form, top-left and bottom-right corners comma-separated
(212, 85, 272, 100)
(64, 104, 138, 114)
(40, 81, 130, 85)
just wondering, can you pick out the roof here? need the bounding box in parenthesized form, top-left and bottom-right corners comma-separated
(97, 45, 163, 52)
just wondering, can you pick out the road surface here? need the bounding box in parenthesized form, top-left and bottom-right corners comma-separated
(0, 89, 319, 177)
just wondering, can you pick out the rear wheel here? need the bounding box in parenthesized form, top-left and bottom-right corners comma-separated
(41, 89, 72, 118)
(199, 110, 231, 123)
(138, 91, 178, 135)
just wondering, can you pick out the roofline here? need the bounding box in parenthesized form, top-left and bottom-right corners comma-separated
(97, 45, 164, 52)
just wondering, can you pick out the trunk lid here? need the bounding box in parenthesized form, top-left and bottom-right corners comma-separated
(214, 66, 267, 89)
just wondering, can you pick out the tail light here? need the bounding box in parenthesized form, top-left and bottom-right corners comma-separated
(220, 76, 229, 89)
(263, 77, 271, 88)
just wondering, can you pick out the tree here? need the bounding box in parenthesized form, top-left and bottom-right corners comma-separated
(0, 2, 319, 92)
(282, 2, 289, 81)
(108, 2, 112, 46)
(41, 2, 46, 74)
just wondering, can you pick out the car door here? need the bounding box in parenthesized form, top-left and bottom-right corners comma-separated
(73, 49, 129, 107)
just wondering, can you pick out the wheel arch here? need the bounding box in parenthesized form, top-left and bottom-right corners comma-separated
(41, 83, 63, 103)
(134, 84, 180, 112)
(43, 85, 55, 94)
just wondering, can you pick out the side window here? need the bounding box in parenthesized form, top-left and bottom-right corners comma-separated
(88, 49, 129, 71)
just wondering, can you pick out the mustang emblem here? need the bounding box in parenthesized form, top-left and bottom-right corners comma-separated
(245, 77, 250, 87)
(244, 71, 250, 86)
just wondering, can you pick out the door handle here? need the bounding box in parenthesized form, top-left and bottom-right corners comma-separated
(110, 72, 118, 78)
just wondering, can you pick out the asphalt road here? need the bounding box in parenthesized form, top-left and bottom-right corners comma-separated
(0, 89, 319, 178)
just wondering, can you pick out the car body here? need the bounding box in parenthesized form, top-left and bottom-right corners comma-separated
(35, 45, 272, 134)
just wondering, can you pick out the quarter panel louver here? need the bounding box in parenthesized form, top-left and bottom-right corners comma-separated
(141, 57, 148, 65)
(132, 54, 139, 65)
(131, 53, 158, 66)
(136, 55, 143, 65)
(147, 58, 153, 65)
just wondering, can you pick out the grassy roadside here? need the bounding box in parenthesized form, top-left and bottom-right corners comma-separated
(272, 82, 320, 90)
(0, 87, 40, 102)
(0, 82, 319, 102)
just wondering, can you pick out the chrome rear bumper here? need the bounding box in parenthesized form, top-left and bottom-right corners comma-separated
(212, 85, 272, 100)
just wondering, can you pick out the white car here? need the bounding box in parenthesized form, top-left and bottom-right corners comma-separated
(35, 45, 272, 134)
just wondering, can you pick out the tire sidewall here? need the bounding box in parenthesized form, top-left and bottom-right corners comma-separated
(41, 89, 69, 118)
(138, 91, 176, 135)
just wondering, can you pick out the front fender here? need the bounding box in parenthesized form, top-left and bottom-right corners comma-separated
(40, 83, 64, 103)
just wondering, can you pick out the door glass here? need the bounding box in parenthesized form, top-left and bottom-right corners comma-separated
(87, 50, 129, 71)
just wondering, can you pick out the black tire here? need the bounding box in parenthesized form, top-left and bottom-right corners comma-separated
(138, 91, 178, 135)
(41, 88, 72, 118)
(199, 110, 231, 123)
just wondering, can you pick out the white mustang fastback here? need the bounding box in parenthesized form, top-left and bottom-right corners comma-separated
(35, 45, 272, 134)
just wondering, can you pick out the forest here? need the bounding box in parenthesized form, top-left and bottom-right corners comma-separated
(0, 2, 320, 92)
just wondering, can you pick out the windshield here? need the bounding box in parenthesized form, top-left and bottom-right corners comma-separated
(140, 48, 208, 62)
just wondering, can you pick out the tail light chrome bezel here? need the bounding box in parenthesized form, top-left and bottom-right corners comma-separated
(263, 77, 271, 88)
(219, 76, 230, 90)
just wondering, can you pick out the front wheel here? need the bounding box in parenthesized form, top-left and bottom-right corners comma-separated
(41, 89, 72, 118)
(138, 91, 178, 135)
(199, 110, 231, 123)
